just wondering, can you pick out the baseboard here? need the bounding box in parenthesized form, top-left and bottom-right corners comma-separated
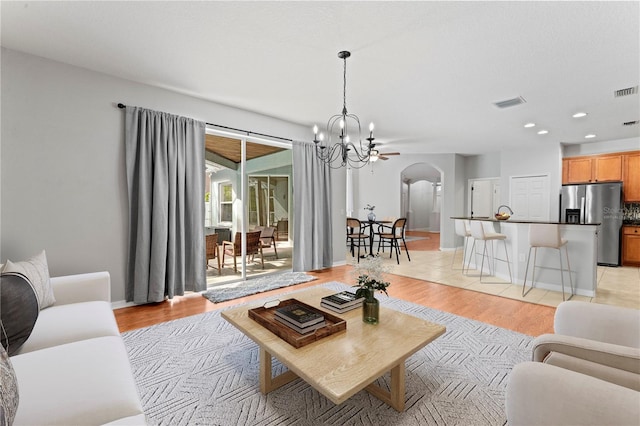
(112, 300, 136, 310)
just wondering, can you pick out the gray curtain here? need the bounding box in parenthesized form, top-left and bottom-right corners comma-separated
(125, 106, 206, 303)
(293, 142, 333, 271)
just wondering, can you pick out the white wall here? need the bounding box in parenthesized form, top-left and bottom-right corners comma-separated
(354, 153, 463, 250)
(0, 48, 327, 302)
(464, 152, 502, 179)
(501, 144, 563, 221)
(408, 180, 433, 230)
(563, 137, 640, 157)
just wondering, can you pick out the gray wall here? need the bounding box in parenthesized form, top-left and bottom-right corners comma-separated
(0, 48, 328, 302)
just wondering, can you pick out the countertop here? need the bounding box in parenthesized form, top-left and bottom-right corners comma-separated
(450, 217, 601, 226)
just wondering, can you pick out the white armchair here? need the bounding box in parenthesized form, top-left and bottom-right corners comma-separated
(506, 301, 640, 425)
(533, 301, 640, 390)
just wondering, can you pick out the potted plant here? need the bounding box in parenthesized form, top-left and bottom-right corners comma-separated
(352, 255, 390, 324)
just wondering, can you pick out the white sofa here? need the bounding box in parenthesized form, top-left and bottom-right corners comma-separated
(9, 272, 146, 425)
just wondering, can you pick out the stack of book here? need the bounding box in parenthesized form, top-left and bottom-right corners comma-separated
(320, 291, 364, 314)
(274, 303, 326, 334)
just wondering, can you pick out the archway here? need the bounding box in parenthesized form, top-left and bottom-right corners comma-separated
(400, 163, 443, 233)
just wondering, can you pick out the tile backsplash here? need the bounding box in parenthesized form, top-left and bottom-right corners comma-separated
(623, 203, 640, 224)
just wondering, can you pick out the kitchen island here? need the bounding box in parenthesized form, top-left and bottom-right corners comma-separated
(451, 218, 600, 297)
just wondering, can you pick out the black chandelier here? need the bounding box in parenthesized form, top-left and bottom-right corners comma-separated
(313, 51, 377, 169)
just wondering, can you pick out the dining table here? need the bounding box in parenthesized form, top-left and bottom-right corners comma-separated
(360, 219, 392, 257)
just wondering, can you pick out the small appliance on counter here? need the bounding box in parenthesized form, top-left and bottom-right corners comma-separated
(560, 182, 623, 266)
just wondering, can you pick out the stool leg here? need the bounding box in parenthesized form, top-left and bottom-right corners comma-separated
(563, 244, 575, 300)
(502, 239, 513, 283)
(465, 239, 476, 275)
(558, 248, 567, 301)
(479, 240, 488, 282)
(523, 246, 535, 296)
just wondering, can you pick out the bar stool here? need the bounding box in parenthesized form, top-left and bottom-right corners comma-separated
(523, 223, 574, 301)
(467, 221, 513, 283)
(451, 219, 472, 271)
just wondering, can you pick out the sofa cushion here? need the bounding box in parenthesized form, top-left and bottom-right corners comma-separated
(15, 301, 120, 355)
(0, 272, 39, 356)
(11, 336, 144, 426)
(0, 346, 19, 426)
(2, 251, 56, 309)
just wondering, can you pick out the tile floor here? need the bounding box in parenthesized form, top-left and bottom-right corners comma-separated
(364, 248, 640, 309)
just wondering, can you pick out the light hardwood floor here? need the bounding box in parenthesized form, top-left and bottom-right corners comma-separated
(115, 263, 556, 336)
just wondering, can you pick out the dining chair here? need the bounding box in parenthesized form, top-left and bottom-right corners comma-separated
(376, 218, 410, 264)
(222, 231, 264, 273)
(346, 218, 369, 262)
(205, 233, 221, 275)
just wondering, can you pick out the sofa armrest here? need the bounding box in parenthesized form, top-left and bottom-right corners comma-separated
(533, 333, 640, 375)
(506, 362, 640, 426)
(554, 301, 640, 348)
(50, 271, 111, 305)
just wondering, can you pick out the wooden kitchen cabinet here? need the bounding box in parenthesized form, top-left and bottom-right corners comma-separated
(622, 226, 640, 266)
(566, 157, 595, 183)
(623, 152, 640, 201)
(563, 154, 622, 184)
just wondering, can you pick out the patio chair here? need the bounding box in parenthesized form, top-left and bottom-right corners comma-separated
(258, 226, 278, 258)
(205, 233, 221, 275)
(222, 231, 264, 273)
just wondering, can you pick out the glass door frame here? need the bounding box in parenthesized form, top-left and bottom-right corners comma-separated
(205, 127, 291, 281)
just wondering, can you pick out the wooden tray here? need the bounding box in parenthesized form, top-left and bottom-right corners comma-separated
(248, 298, 347, 348)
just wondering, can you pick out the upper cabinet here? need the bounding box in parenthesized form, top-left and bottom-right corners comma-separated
(562, 150, 640, 202)
(624, 152, 640, 202)
(563, 154, 622, 184)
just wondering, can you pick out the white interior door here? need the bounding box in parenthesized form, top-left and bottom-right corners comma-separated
(471, 180, 492, 217)
(510, 175, 550, 221)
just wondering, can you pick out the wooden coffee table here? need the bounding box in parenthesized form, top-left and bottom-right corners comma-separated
(221, 287, 446, 411)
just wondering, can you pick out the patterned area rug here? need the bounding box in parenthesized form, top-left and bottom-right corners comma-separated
(123, 282, 531, 425)
(202, 272, 317, 303)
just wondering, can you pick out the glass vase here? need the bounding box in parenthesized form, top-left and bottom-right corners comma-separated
(367, 212, 376, 222)
(362, 288, 380, 324)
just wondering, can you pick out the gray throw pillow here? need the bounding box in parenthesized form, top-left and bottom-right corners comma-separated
(0, 345, 19, 426)
(2, 250, 56, 309)
(0, 272, 39, 356)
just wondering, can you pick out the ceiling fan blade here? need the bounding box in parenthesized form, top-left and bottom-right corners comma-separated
(378, 152, 400, 156)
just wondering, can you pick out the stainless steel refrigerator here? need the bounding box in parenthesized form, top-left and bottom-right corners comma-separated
(560, 182, 623, 266)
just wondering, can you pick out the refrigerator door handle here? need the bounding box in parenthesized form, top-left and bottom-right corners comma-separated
(580, 196, 586, 224)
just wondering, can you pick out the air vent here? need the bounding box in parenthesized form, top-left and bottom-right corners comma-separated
(623, 120, 639, 126)
(493, 96, 526, 108)
(614, 86, 638, 97)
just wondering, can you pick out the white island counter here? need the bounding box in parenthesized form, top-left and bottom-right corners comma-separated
(452, 218, 599, 297)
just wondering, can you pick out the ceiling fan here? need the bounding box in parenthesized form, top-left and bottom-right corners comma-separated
(369, 148, 400, 161)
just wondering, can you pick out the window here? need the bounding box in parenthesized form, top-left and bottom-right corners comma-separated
(219, 182, 233, 223)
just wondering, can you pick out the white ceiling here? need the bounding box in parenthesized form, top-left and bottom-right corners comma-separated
(2, 1, 639, 155)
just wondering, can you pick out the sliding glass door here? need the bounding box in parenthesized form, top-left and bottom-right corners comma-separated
(204, 129, 292, 286)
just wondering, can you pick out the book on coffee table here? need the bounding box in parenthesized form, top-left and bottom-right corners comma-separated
(274, 303, 325, 327)
(274, 316, 327, 334)
(320, 301, 361, 314)
(321, 291, 364, 309)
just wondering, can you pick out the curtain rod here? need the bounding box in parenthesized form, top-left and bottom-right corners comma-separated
(117, 103, 293, 142)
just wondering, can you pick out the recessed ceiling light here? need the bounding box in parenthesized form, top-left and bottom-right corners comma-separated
(524, 123, 536, 128)
(537, 130, 549, 135)
(585, 134, 596, 139)
(572, 112, 588, 118)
